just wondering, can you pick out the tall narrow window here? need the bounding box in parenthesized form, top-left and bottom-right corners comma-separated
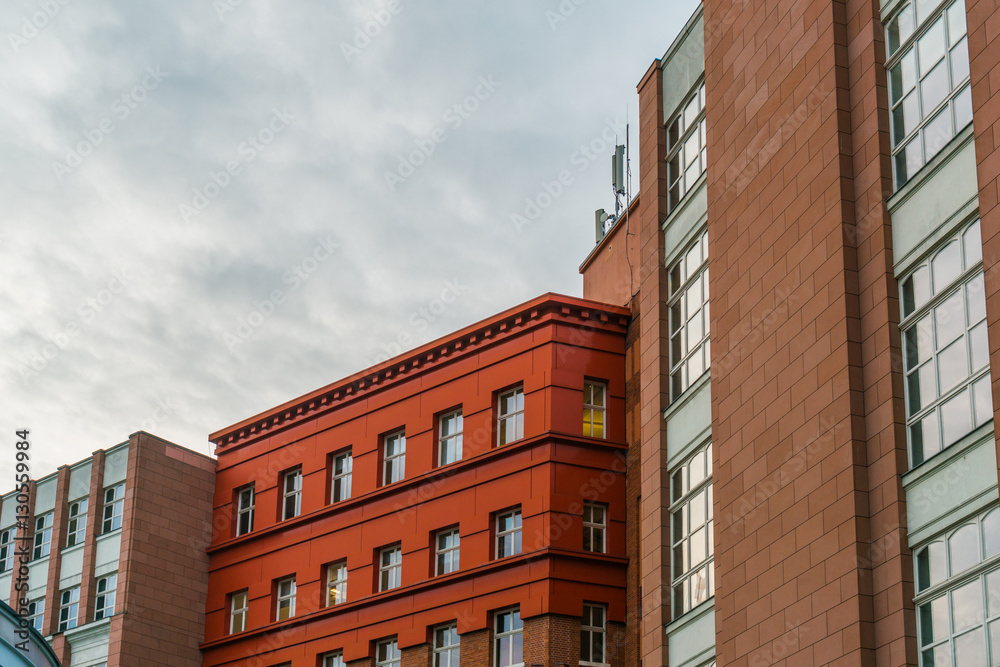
(670, 441, 714, 616)
(886, 0, 973, 187)
(0, 529, 14, 572)
(580, 603, 607, 666)
(582, 381, 606, 439)
(496, 509, 522, 559)
(326, 561, 347, 606)
(668, 229, 710, 400)
(102, 483, 124, 534)
(331, 450, 353, 502)
(236, 485, 254, 536)
(275, 577, 296, 620)
(436, 528, 460, 575)
(323, 652, 345, 667)
(229, 590, 248, 634)
(59, 587, 79, 632)
(95, 573, 117, 620)
(433, 623, 460, 667)
(497, 387, 524, 446)
(379, 545, 402, 591)
(383, 431, 406, 485)
(33, 513, 53, 559)
(583, 502, 607, 553)
(667, 82, 707, 211)
(901, 220, 991, 466)
(66, 498, 88, 548)
(282, 468, 302, 520)
(439, 411, 463, 466)
(376, 639, 401, 667)
(494, 608, 523, 667)
(27, 598, 44, 632)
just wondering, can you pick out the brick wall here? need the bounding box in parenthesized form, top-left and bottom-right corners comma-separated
(347, 657, 371, 667)
(524, 614, 579, 667)
(459, 628, 490, 667)
(623, 301, 641, 667)
(401, 643, 430, 667)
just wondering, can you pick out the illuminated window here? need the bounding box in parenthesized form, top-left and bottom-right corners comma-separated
(275, 577, 296, 621)
(583, 382, 606, 439)
(326, 561, 347, 606)
(229, 590, 248, 634)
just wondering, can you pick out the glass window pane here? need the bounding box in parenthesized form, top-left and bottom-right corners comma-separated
(951, 524, 980, 574)
(948, 1, 968, 43)
(968, 273, 986, 324)
(912, 410, 941, 465)
(952, 579, 985, 632)
(970, 323, 988, 372)
(987, 570, 1000, 615)
(951, 38, 970, 83)
(941, 388, 973, 447)
(920, 596, 950, 645)
(935, 290, 965, 345)
(974, 375, 993, 426)
(965, 221, 983, 267)
(921, 644, 950, 667)
(889, 5, 916, 55)
(924, 104, 954, 159)
(937, 338, 969, 394)
(954, 84, 974, 129)
(955, 628, 985, 665)
(918, 541, 947, 591)
(919, 18, 947, 70)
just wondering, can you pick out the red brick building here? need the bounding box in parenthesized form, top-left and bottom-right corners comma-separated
(201, 294, 632, 667)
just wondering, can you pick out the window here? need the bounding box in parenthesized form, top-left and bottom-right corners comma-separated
(65, 498, 88, 548)
(276, 577, 296, 621)
(669, 229, 710, 400)
(102, 483, 124, 534)
(376, 639, 401, 667)
(59, 587, 79, 632)
(901, 220, 990, 466)
(582, 382, 606, 439)
(581, 603, 607, 665)
(497, 387, 524, 446)
(496, 509, 522, 559)
(583, 502, 607, 553)
(326, 561, 347, 606)
(433, 623, 460, 667)
(436, 528, 460, 575)
(915, 507, 1000, 665)
(95, 573, 117, 620)
(229, 590, 248, 634)
(33, 513, 53, 559)
(494, 608, 523, 667)
(0, 529, 14, 573)
(379, 545, 402, 591)
(27, 598, 43, 633)
(383, 431, 406, 485)
(667, 82, 707, 211)
(323, 652, 345, 667)
(886, 0, 972, 187)
(670, 441, 714, 616)
(282, 468, 302, 520)
(439, 411, 463, 466)
(331, 450, 353, 502)
(236, 485, 254, 536)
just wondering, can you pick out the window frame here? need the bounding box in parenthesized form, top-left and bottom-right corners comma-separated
(495, 508, 523, 559)
(666, 81, 708, 213)
(494, 607, 524, 667)
(668, 228, 711, 402)
(383, 431, 406, 486)
(580, 603, 608, 666)
(58, 586, 80, 632)
(433, 622, 460, 667)
(669, 440, 715, 617)
(281, 468, 302, 521)
(326, 560, 348, 606)
(376, 638, 401, 667)
(102, 483, 124, 534)
(27, 598, 44, 633)
(323, 652, 345, 667)
(66, 498, 88, 548)
(236, 484, 255, 536)
(0, 528, 14, 573)
(95, 573, 117, 620)
(331, 449, 353, 503)
(435, 527, 461, 576)
(33, 512, 53, 560)
(438, 410, 464, 466)
(583, 501, 607, 554)
(582, 381, 607, 439)
(496, 386, 525, 446)
(229, 589, 249, 634)
(378, 545, 402, 592)
(275, 576, 296, 621)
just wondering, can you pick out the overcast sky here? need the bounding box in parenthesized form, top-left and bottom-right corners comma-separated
(0, 0, 699, 482)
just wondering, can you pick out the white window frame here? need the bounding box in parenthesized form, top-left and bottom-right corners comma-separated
(433, 622, 460, 667)
(33, 513, 53, 560)
(27, 598, 44, 633)
(229, 589, 248, 634)
(667, 82, 707, 212)
(331, 450, 353, 502)
(383, 431, 406, 485)
(494, 608, 523, 667)
(580, 603, 607, 666)
(496, 509, 522, 559)
(236, 484, 254, 536)
(95, 573, 117, 620)
(583, 381, 607, 439)
(379, 545, 402, 592)
(583, 502, 607, 554)
(102, 483, 124, 534)
(59, 586, 79, 632)
(66, 498, 88, 548)
(669, 441, 714, 616)
(435, 528, 460, 575)
(497, 387, 524, 446)
(326, 561, 347, 606)
(376, 638, 401, 667)
(439, 410, 464, 466)
(282, 468, 302, 520)
(668, 228, 710, 402)
(0, 528, 14, 573)
(323, 652, 345, 667)
(275, 576, 296, 621)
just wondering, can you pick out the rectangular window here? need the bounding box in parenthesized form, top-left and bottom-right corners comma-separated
(494, 608, 523, 667)
(439, 411, 463, 466)
(282, 468, 302, 520)
(914, 506, 1000, 665)
(886, 0, 972, 188)
(580, 603, 607, 665)
(667, 82, 708, 212)
(323, 652, 345, 667)
(668, 229, 710, 401)
(59, 587, 79, 632)
(0, 529, 14, 573)
(95, 573, 117, 620)
(496, 509, 522, 559)
(27, 598, 44, 632)
(436, 528, 460, 575)
(276, 577, 296, 621)
(66, 498, 88, 548)
(331, 450, 353, 502)
(102, 483, 124, 534)
(326, 561, 347, 606)
(383, 431, 406, 485)
(582, 381, 606, 439)
(583, 502, 607, 554)
(433, 623, 460, 667)
(230, 590, 249, 634)
(376, 639, 401, 667)
(236, 485, 254, 536)
(379, 545, 402, 591)
(901, 219, 991, 466)
(670, 441, 714, 616)
(33, 513, 53, 560)
(497, 387, 524, 446)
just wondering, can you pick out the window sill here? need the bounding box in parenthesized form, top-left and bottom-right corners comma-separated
(664, 595, 714, 636)
(902, 421, 993, 488)
(663, 370, 711, 422)
(61, 542, 84, 556)
(888, 123, 975, 214)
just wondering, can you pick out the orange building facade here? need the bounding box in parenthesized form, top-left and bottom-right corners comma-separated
(201, 294, 632, 667)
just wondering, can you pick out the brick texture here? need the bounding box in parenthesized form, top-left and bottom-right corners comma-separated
(458, 628, 490, 667)
(623, 302, 641, 667)
(401, 643, 430, 667)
